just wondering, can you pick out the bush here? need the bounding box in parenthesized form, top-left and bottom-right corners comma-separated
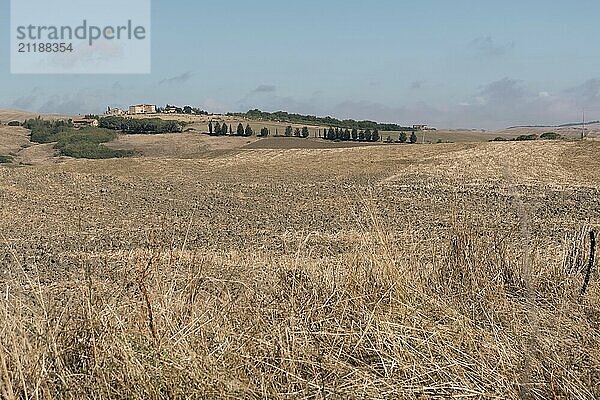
(0, 155, 13, 163)
(23, 118, 74, 143)
(23, 118, 133, 159)
(541, 132, 560, 140)
(514, 134, 538, 141)
(98, 116, 182, 134)
(7, 121, 21, 127)
(491, 137, 508, 142)
(54, 127, 134, 159)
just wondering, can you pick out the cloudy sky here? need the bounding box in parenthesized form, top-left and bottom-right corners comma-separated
(1, 0, 599, 129)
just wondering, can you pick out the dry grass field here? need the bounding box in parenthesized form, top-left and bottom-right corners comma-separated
(0, 110, 69, 124)
(0, 124, 599, 398)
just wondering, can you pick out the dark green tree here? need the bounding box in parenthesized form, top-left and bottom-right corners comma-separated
(301, 126, 309, 138)
(335, 128, 342, 140)
(359, 130, 365, 141)
(285, 125, 293, 137)
(245, 124, 253, 136)
(327, 127, 335, 140)
(365, 129, 372, 142)
(294, 127, 301, 137)
(372, 129, 380, 142)
(208, 121, 213, 134)
(237, 123, 245, 136)
(351, 128, 358, 141)
(399, 131, 408, 143)
(214, 122, 221, 135)
(221, 123, 228, 135)
(229, 124, 233, 135)
(410, 131, 418, 144)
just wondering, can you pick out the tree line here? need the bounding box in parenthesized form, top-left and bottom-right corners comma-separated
(229, 109, 413, 132)
(207, 121, 421, 143)
(98, 116, 183, 134)
(208, 122, 313, 138)
(208, 122, 255, 137)
(158, 105, 209, 115)
(321, 127, 418, 143)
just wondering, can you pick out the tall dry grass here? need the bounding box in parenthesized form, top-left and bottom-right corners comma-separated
(0, 212, 598, 398)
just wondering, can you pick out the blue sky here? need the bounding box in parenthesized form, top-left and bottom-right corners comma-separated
(1, 0, 600, 129)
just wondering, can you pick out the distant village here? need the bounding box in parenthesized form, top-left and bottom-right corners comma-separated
(105, 104, 209, 116)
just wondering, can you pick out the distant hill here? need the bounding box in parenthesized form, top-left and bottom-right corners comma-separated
(228, 109, 414, 132)
(0, 109, 69, 123)
(508, 120, 599, 129)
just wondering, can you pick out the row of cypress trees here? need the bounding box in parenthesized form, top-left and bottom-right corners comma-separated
(321, 127, 381, 142)
(208, 121, 419, 143)
(208, 121, 253, 136)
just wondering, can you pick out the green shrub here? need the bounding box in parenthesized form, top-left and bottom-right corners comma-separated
(0, 155, 13, 163)
(7, 121, 21, 126)
(491, 137, 508, 142)
(514, 134, 538, 141)
(23, 118, 74, 143)
(23, 118, 133, 159)
(98, 116, 182, 134)
(56, 141, 133, 159)
(540, 132, 560, 140)
(54, 127, 134, 159)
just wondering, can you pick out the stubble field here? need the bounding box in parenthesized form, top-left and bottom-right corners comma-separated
(0, 138, 599, 399)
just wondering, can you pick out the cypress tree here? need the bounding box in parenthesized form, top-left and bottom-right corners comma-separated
(410, 131, 418, 144)
(372, 129, 380, 142)
(399, 131, 408, 143)
(327, 127, 335, 140)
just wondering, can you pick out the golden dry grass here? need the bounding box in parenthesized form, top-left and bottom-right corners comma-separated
(0, 110, 69, 124)
(0, 139, 598, 399)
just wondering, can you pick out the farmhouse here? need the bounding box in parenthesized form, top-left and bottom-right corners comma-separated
(105, 106, 126, 116)
(129, 104, 157, 115)
(72, 118, 99, 128)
